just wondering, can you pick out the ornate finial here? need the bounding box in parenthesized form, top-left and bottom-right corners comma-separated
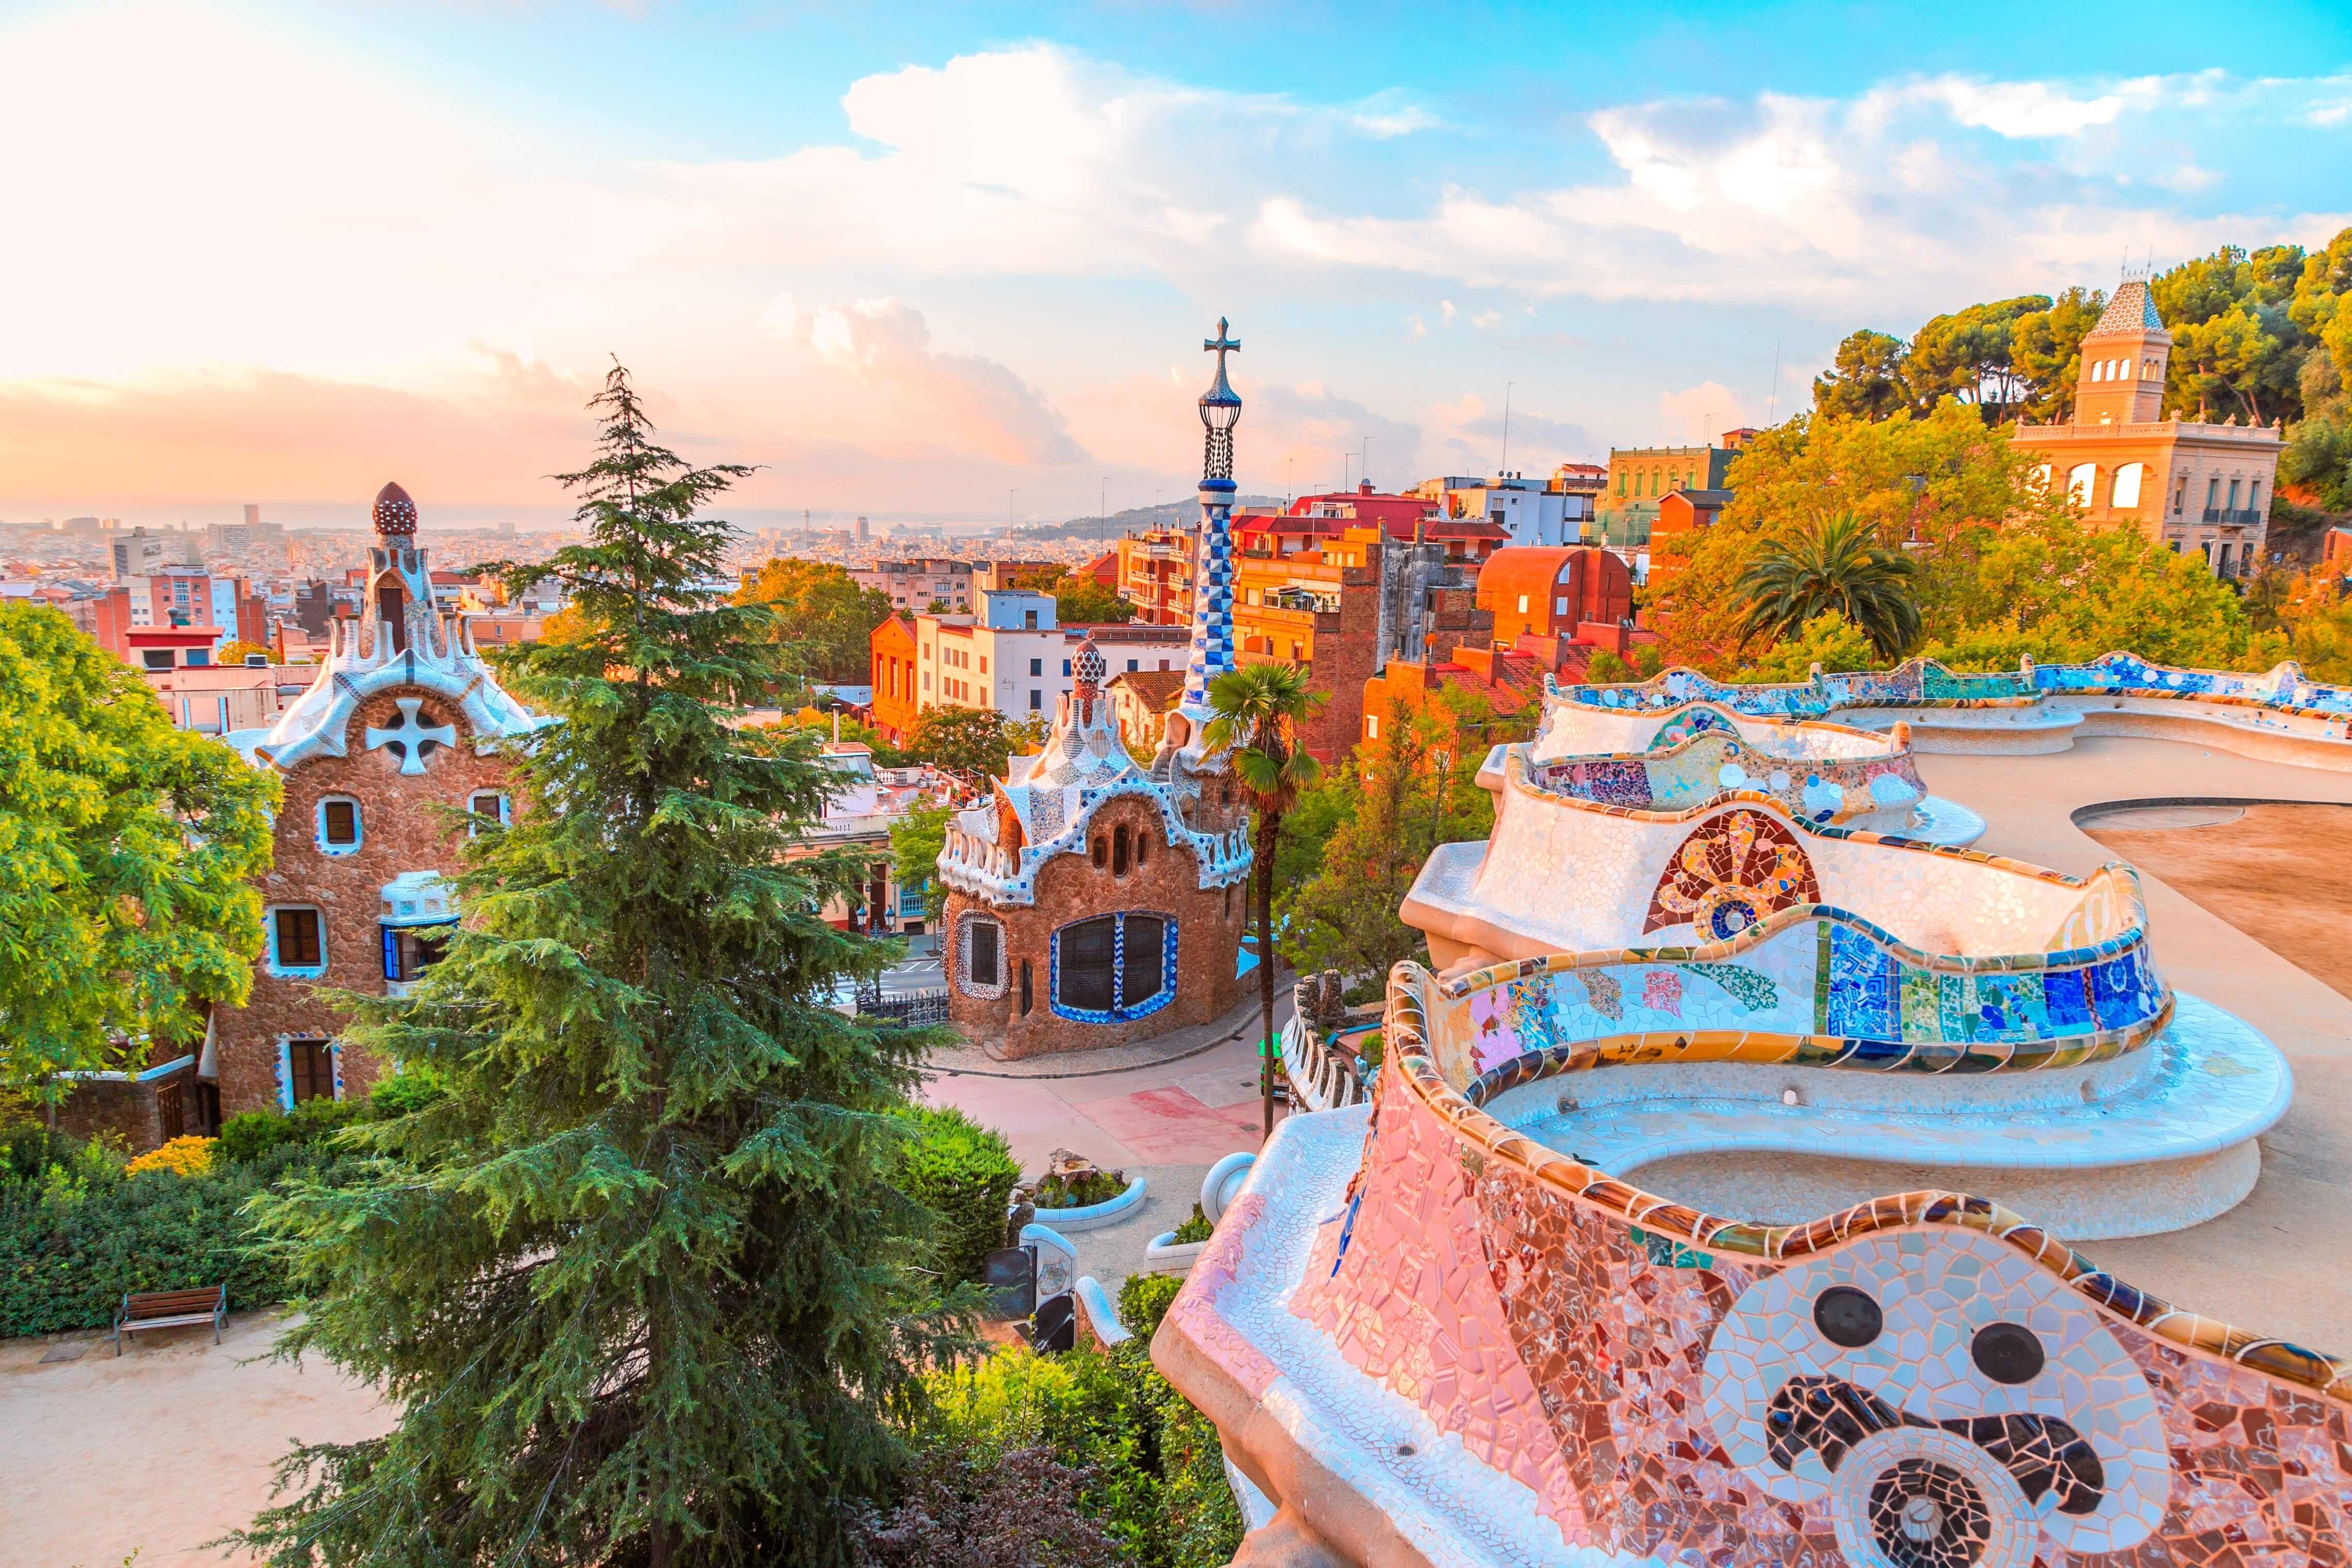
(1198, 316, 1242, 482)
(372, 481, 418, 538)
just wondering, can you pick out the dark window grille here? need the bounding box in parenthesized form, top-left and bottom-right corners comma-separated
(288, 1039, 335, 1103)
(967, 918, 1000, 988)
(1121, 915, 1166, 1008)
(1058, 916, 1118, 1012)
(321, 799, 358, 846)
(274, 908, 323, 967)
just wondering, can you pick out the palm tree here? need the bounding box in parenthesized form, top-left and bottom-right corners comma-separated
(1736, 510, 1922, 660)
(1204, 662, 1325, 1139)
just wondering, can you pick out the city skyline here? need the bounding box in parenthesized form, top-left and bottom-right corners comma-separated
(3, 0, 2348, 522)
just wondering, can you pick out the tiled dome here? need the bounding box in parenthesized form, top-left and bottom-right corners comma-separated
(372, 481, 418, 537)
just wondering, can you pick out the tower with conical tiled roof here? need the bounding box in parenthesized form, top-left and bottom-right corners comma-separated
(2074, 277, 2172, 427)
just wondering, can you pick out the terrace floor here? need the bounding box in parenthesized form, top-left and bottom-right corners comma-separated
(1917, 739, 2352, 1355)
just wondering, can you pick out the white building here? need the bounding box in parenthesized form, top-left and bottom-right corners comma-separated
(1434, 474, 1591, 547)
(914, 588, 1187, 722)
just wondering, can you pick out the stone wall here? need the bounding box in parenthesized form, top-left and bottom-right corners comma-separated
(946, 793, 1246, 1058)
(215, 686, 514, 1116)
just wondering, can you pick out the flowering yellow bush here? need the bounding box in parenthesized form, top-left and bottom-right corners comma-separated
(125, 1135, 216, 1179)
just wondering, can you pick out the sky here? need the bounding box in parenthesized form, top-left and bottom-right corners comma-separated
(3, 0, 2349, 530)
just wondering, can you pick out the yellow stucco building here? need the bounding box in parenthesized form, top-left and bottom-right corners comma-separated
(2010, 279, 2283, 578)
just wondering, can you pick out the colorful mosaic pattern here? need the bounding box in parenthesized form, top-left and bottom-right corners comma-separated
(1538, 728, 1928, 828)
(1230, 988, 2352, 1567)
(1181, 486, 1238, 714)
(1644, 808, 1821, 937)
(1553, 651, 2352, 722)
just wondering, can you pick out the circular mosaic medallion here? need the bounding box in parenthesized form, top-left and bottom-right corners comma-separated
(1831, 1428, 2034, 1568)
(1698, 885, 1767, 940)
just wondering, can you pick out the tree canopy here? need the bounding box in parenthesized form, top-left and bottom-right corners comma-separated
(0, 603, 278, 1096)
(735, 557, 894, 685)
(236, 364, 964, 1567)
(906, 704, 1022, 784)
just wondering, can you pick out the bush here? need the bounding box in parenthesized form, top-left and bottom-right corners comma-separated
(1117, 1272, 1182, 1339)
(918, 1342, 1242, 1567)
(216, 1096, 368, 1163)
(1033, 1167, 1128, 1209)
(895, 1106, 1021, 1285)
(0, 1143, 361, 1336)
(1171, 1204, 1213, 1246)
(853, 1442, 1118, 1568)
(365, 1070, 445, 1120)
(124, 1136, 215, 1179)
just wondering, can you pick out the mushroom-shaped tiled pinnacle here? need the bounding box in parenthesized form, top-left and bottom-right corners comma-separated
(372, 481, 418, 538)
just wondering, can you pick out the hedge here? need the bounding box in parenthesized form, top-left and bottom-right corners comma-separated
(0, 1144, 353, 1338)
(895, 1105, 1021, 1285)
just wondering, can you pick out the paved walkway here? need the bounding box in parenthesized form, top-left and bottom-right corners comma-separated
(0, 1313, 389, 1568)
(1921, 738, 2352, 1355)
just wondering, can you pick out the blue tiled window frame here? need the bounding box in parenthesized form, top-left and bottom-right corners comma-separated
(1049, 911, 1178, 1024)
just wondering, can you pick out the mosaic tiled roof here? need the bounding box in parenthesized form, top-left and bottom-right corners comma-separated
(2089, 279, 2165, 337)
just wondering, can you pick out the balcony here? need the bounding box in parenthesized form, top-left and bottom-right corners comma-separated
(2202, 507, 2264, 526)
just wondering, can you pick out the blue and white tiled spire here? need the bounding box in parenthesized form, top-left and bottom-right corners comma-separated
(1179, 318, 1243, 721)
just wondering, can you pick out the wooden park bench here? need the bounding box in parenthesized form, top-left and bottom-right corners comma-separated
(110, 1285, 226, 1355)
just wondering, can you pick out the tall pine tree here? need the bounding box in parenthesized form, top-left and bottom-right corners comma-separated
(239, 365, 965, 1567)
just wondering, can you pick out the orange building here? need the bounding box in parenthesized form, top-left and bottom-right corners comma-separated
(1113, 527, 1194, 625)
(2010, 279, 2284, 577)
(867, 612, 920, 744)
(1646, 489, 1733, 581)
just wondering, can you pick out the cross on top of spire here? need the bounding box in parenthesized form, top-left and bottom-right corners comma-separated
(1205, 317, 1240, 371)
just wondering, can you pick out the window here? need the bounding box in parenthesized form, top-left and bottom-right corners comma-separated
(1134, 834, 1148, 869)
(269, 907, 326, 974)
(2249, 480, 2263, 511)
(1366, 714, 1380, 739)
(383, 924, 449, 983)
(286, 1038, 336, 1104)
(1019, 960, 1033, 1015)
(2227, 479, 2242, 510)
(185, 648, 210, 667)
(1126, 659, 1139, 672)
(963, 914, 1002, 993)
(2067, 464, 2097, 506)
(1158, 659, 1170, 671)
(1062, 659, 1072, 676)
(1029, 689, 1042, 710)
(318, 796, 361, 852)
(141, 649, 175, 671)
(2112, 463, 2145, 510)
(1092, 835, 1108, 869)
(1023, 610, 1038, 630)
(1050, 912, 1172, 1020)
(2207, 478, 2220, 509)
(979, 656, 989, 674)
(1029, 657, 1042, 676)
(1113, 825, 1130, 877)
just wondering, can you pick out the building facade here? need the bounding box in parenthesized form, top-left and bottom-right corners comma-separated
(211, 482, 546, 1118)
(1599, 430, 1757, 545)
(1114, 526, 1196, 625)
(936, 323, 1256, 1059)
(2010, 279, 2284, 576)
(850, 557, 975, 613)
(912, 591, 1187, 723)
(868, 611, 920, 742)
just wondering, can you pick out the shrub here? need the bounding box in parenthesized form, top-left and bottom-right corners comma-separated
(916, 1342, 1241, 1567)
(853, 1442, 1117, 1568)
(895, 1106, 1021, 1284)
(124, 1136, 215, 1179)
(1032, 1167, 1128, 1209)
(216, 1096, 368, 1163)
(1171, 1204, 1213, 1245)
(1117, 1272, 1182, 1339)
(365, 1069, 445, 1120)
(0, 1143, 360, 1336)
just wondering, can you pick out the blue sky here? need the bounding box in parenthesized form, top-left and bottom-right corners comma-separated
(2, 0, 2347, 525)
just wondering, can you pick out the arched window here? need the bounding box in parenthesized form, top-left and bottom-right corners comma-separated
(1112, 824, 1129, 877)
(1091, 835, 1108, 869)
(1051, 913, 1173, 1021)
(2112, 463, 2145, 510)
(1019, 960, 1033, 1016)
(1133, 832, 1148, 869)
(2067, 464, 2097, 506)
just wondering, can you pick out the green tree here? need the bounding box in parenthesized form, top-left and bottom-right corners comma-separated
(0, 603, 277, 1101)
(1731, 611, 1882, 684)
(1904, 296, 2047, 420)
(908, 705, 1018, 784)
(889, 800, 953, 928)
(235, 365, 964, 1568)
(735, 558, 893, 685)
(1812, 329, 1912, 422)
(1028, 569, 1130, 625)
(1203, 662, 1323, 1140)
(2010, 287, 2106, 422)
(1277, 688, 1504, 983)
(1736, 511, 1922, 660)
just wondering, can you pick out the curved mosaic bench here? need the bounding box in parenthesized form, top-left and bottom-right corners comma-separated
(1401, 760, 2287, 1239)
(1523, 700, 1985, 846)
(1152, 961, 2349, 1568)
(1552, 652, 2352, 770)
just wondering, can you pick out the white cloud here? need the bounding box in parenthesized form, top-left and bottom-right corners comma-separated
(1406, 315, 1428, 340)
(1878, 74, 2159, 138)
(1440, 300, 1458, 324)
(1471, 310, 1503, 329)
